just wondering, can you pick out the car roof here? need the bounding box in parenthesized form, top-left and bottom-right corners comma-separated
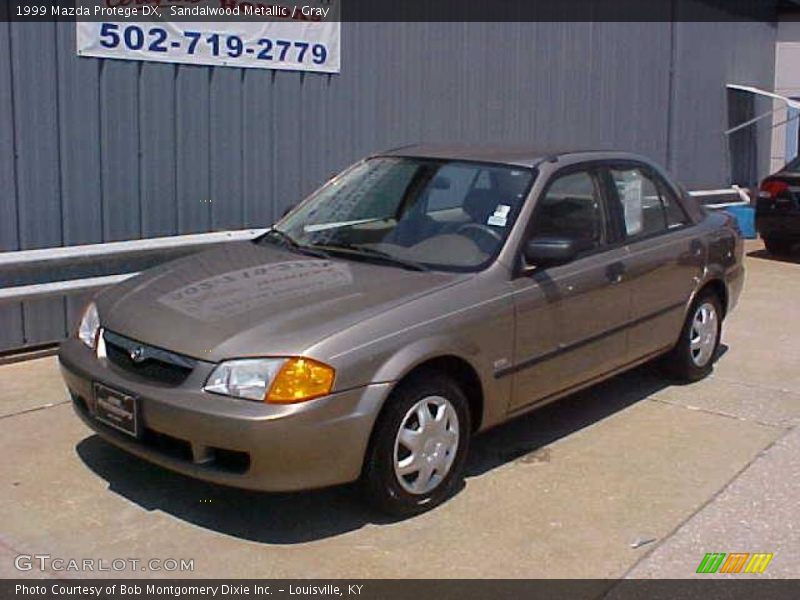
(376, 143, 650, 168)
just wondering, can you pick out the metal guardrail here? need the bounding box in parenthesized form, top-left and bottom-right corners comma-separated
(0, 188, 752, 305)
(0, 228, 266, 269)
(689, 185, 751, 208)
(0, 273, 140, 304)
(0, 228, 265, 304)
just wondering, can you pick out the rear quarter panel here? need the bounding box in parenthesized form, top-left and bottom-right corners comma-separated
(700, 210, 745, 314)
(663, 209, 744, 326)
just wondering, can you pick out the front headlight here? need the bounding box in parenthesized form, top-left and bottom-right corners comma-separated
(203, 358, 335, 404)
(77, 302, 100, 349)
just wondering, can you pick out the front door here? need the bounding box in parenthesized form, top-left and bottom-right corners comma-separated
(509, 167, 632, 412)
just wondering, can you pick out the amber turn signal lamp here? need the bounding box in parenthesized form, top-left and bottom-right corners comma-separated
(265, 358, 335, 404)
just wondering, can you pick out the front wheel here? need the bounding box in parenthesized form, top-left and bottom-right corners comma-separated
(360, 372, 471, 516)
(662, 291, 723, 382)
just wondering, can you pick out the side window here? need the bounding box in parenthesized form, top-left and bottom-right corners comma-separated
(530, 170, 606, 249)
(609, 168, 665, 237)
(659, 182, 690, 228)
(609, 167, 686, 237)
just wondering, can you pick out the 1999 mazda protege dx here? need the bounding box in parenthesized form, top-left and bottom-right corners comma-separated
(59, 145, 744, 515)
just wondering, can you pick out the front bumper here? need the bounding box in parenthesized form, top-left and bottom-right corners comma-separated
(59, 338, 390, 492)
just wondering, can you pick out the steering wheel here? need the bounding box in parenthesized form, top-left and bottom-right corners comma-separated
(456, 223, 503, 250)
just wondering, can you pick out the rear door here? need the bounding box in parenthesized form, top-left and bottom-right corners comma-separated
(508, 166, 632, 412)
(603, 163, 704, 362)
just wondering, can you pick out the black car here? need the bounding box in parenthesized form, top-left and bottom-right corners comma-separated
(756, 158, 800, 255)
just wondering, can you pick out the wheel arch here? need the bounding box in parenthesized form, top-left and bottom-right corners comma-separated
(395, 355, 485, 434)
(358, 351, 486, 482)
(695, 277, 729, 317)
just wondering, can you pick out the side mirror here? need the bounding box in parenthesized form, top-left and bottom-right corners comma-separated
(523, 236, 590, 267)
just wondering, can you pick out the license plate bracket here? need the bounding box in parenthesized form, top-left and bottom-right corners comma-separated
(93, 383, 140, 438)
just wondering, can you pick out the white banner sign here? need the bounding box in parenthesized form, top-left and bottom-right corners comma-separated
(76, 11, 340, 74)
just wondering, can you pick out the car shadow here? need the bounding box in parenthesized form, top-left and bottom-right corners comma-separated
(75, 436, 380, 543)
(76, 363, 678, 544)
(746, 248, 800, 264)
(466, 364, 670, 476)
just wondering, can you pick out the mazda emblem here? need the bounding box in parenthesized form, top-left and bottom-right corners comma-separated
(129, 346, 146, 363)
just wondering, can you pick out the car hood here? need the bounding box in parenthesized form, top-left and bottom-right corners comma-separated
(98, 241, 469, 361)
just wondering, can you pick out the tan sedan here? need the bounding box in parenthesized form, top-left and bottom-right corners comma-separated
(59, 145, 744, 515)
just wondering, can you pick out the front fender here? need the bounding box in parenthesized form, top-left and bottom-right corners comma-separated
(315, 273, 517, 432)
(365, 334, 511, 433)
(371, 334, 483, 383)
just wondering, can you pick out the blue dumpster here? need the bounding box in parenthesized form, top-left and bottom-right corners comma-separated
(721, 205, 756, 239)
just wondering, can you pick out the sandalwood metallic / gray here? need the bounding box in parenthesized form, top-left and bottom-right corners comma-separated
(59, 145, 744, 515)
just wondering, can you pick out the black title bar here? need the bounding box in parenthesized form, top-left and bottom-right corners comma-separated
(1, 0, 785, 23)
(4, 579, 800, 600)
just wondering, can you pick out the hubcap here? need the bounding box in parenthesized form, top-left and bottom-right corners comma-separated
(393, 395, 460, 495)
(690, 301, 719, 367)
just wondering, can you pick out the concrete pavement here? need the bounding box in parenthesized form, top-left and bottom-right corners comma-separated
(0, 240, 798, 579)
(625, 244, 800, 579)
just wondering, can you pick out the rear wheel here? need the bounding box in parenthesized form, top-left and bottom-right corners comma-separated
(763, 237, 795, 255)
(662, 291, 722, 382)
(361, 372, 471, 516)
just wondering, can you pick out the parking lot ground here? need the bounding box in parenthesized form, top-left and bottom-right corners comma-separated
(0, 239, 798, 579)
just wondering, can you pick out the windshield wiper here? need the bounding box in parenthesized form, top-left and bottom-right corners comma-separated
(309, 243, 430, 272)
(255, 229, 330, 258)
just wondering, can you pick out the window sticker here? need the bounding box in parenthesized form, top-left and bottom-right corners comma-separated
(494, 204, 511, 217)
(487, 204, 511, 227)
(618, 176, 643, 235)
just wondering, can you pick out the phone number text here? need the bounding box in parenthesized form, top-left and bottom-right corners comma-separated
(92, 23, 329, 65)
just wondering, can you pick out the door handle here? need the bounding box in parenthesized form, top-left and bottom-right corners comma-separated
(606, 262, 625, 284)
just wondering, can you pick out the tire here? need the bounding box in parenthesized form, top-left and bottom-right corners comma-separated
(360, 371, 471, 516)
(763, 237, 794, 256)
(662, 291, 723, 382)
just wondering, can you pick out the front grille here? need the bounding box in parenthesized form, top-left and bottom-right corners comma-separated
(103, 330, 196, 386)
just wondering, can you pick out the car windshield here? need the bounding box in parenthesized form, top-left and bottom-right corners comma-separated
(274, 157, 535, 272)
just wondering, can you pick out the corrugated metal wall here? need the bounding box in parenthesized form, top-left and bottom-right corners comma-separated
(0, 15, 777, 351)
